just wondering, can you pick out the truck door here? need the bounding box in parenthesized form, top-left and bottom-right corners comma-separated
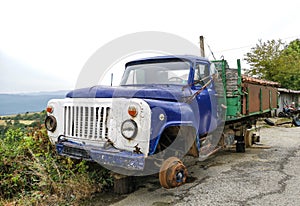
(193, 62, 218, 134)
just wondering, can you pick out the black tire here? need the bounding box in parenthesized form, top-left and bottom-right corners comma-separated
(264, 118, 275, 126)
(292, 117, 300, 127)
(236, 142, 245, 153)
(236, 136, 245, 153)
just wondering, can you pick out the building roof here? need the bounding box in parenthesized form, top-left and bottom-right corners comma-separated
(278, 88, 300, 94)
(242, 75, 280, 87)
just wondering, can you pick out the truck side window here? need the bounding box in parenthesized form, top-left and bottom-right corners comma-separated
(210, 63, 217, 76)
(194, 63, 210, 86)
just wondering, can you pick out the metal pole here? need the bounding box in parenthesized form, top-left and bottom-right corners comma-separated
(111, 73, 113, 86)
(200, 36, 205, 57)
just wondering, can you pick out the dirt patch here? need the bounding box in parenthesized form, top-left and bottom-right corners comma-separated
(81, 192, 127, 206)
(0, 120, 6, 125)
(81, 126, 300, 206)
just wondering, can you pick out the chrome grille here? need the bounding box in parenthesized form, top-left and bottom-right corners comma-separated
(64, 106, 110, 139)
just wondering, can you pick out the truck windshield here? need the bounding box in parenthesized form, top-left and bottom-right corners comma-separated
(120, 61, 191, 86)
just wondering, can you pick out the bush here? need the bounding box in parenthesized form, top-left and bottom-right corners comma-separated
(0, 127, 112, 205)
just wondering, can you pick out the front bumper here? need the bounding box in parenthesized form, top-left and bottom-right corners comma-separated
(56, 140, 145, 171)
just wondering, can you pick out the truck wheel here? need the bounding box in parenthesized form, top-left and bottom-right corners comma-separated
(293, 116, 300, 127)
(264, 118, 275, 126)
(236, 142, 245, 153)
(159, 157, 188, 189)
(236, 136, 245, 153)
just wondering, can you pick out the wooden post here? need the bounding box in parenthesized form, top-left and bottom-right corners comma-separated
(200, 36, 205, 57)
(113, 174, 136, 194)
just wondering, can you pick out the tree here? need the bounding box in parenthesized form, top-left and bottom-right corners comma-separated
(244, 39, 284, 79)
(14, 114, 22, 120)
(244, 39, 300, 90)
(274, 39, 300, 90)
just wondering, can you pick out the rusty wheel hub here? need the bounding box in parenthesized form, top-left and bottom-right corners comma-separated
(159, 157, 188, 189)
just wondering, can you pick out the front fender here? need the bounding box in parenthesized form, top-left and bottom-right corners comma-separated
(144, 99, 199, 155)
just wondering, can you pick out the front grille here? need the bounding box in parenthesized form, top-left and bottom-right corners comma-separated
(64, 106, 110, 139)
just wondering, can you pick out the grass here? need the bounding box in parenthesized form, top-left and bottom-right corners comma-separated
(0, 120, 34, 126)
(0, 113, 113, 205)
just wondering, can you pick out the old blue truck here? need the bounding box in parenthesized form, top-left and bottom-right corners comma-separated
(45, 55, 278, 190)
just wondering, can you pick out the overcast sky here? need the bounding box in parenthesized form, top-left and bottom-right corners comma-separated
(0, 0, 299, 93)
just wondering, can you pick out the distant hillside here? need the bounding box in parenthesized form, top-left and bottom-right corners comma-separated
(0, 91, 68, 116)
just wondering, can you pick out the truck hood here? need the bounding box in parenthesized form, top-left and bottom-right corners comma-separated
(66, 85, 191, 101)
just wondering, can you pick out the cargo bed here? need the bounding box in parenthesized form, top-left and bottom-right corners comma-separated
(213, 59, 279, 122)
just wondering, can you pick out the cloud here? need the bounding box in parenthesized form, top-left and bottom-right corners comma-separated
(0, 51, 73, 93)
(0, 0, 299, 92)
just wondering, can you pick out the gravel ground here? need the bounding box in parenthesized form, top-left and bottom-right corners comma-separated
(108, 126, 300, 206)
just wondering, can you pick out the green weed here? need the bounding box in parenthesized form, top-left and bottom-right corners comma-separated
(0, 125, 112, 205)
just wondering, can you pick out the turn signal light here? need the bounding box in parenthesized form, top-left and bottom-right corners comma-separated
(128, 105, 138, 117)
(46, 106, 53, 113)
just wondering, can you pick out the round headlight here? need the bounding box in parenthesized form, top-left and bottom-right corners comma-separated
(45, 115, 57, 132)
(121, 119, 138, 139)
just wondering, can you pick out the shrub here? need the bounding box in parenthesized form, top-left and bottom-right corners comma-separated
(0, 127, 112, 205)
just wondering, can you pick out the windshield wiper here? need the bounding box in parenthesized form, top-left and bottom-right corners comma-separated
(181, 76, 211, 91)
(184, 79, 212, 103)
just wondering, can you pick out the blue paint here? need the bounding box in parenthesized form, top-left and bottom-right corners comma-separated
(56, 141, 145, 170)
(67, 85, 189, 102)
(62, 55, 220, 165)
(89, 149, 145, 171)
(144, 98, 197, 155)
